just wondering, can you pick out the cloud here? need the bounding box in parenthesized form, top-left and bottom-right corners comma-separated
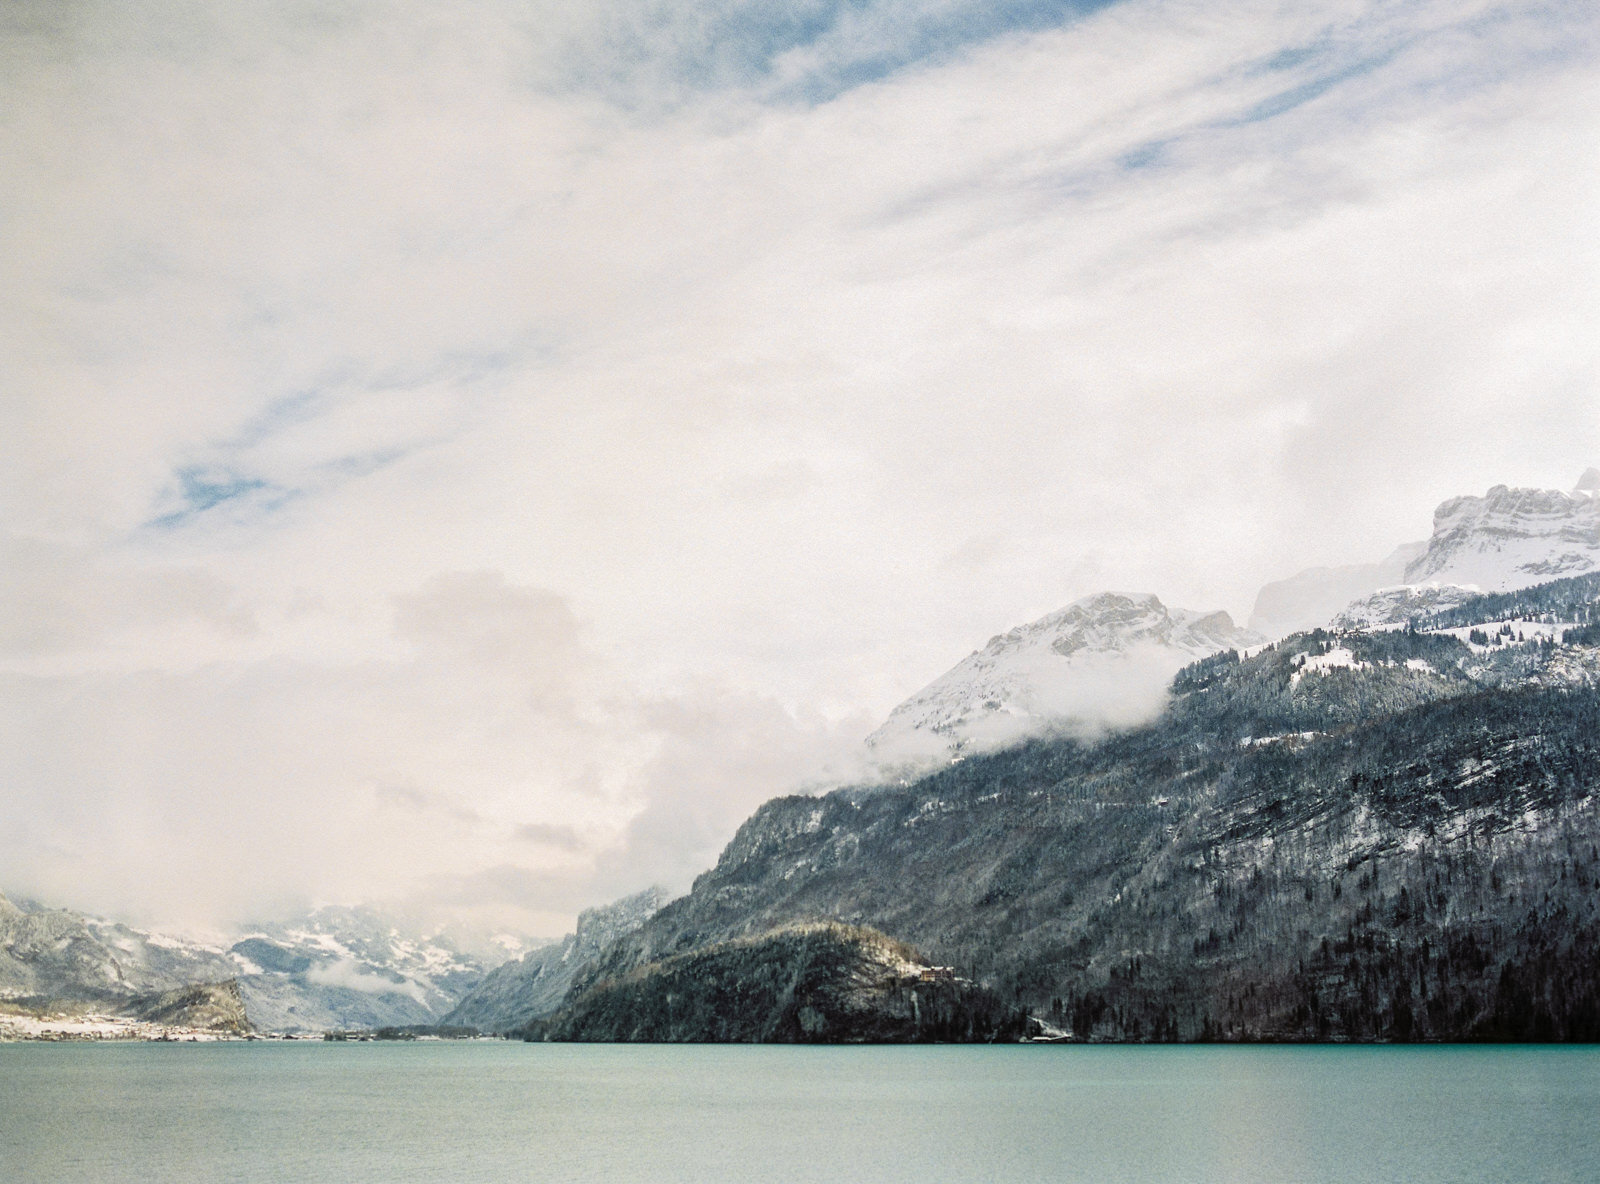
(0, 533, 254, 658)
(526, 0, 1123, 105)
(305, 959, 428, 1003)
(1, 0, 1596, 936)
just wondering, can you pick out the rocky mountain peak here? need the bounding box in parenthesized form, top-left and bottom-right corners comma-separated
(1402, 480, 1600, 591)
(572, 886, 667, 955)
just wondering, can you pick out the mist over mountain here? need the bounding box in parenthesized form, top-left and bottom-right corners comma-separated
(514, 474, 1600, 1042)
(867, 592, 1259, 771)
(1248, 543, 1427, 639)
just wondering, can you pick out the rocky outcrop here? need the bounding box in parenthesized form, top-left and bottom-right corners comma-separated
(1404, 479, 1600, 590)
(1334, 476, 1600, 630)
(546, 923, 1025, 1043)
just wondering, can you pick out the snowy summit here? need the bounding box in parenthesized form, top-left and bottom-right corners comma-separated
(1336, 473, 1600, 627)
(867, 592, 1259, 770)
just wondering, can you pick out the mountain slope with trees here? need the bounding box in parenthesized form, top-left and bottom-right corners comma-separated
(554, 580, 1600, 1041)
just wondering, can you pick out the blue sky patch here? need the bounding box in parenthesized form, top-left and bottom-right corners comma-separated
(147, 467, 281, 530)
(552, 0, 1125, 105)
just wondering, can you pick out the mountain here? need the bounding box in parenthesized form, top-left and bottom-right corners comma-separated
(1313, 475, 1600, 631)
(867, 592, 1259, 769)
(1248, 543, 1425, 638)
(0, 891, 250, 1036)
(1250, 474, 1600, 639)
(1, 892, 503, 1034)
(228, 906, 495, 1033)
(0, 890, 236, 1004)
(442, 886, 664, 1033)
(1404, 476, 1600, 590)
(552, 575, 1600, 1042)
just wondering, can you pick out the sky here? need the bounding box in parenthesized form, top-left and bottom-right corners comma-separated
(2, 0, 1597, 938)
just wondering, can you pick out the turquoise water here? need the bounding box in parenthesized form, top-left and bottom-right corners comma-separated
(1, 1044, 1596, 1183)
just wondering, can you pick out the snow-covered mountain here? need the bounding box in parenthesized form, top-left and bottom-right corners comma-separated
(1336, 473, 1600, 628)
(867, 592, 1259, 769)
(1402, 473, 1600, 589)
(1, 890, 517, 1033)
(229, 905, 497, 1032)
(1, 890, 239, 1004)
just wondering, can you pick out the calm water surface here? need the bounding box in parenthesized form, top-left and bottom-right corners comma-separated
(1, 1043, 1596, 1183)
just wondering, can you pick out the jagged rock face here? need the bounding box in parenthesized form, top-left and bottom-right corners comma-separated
(1318, 476, 1600, 631)
(867, 592, 1259, 769)
(1403, 480, 1600, 590)
(443, 887, 663, 1033)
(547, 923, 1024, 1043)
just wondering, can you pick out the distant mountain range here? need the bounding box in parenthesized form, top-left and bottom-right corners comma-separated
(0, 894, 508, 1034)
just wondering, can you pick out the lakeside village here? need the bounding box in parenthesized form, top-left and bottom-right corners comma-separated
(0, 1008, 501, 1044)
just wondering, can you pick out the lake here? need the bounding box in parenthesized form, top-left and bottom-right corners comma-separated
(1, 1043, 1596, 1183)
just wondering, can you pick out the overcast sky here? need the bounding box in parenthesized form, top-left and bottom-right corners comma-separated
(3, 0, 1596, 938)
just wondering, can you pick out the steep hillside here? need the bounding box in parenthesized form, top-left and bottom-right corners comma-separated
(0, 891, 236, 1003)
(548, 922, 1024, 1043)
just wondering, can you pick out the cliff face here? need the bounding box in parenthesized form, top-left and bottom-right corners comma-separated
(547, 923, 1025, 1043)
(1405, 483, 1600, 590)
(564, 580, 1600, 1041)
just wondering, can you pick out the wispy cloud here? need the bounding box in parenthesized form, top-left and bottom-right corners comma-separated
(533, 0, 1125, 106)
